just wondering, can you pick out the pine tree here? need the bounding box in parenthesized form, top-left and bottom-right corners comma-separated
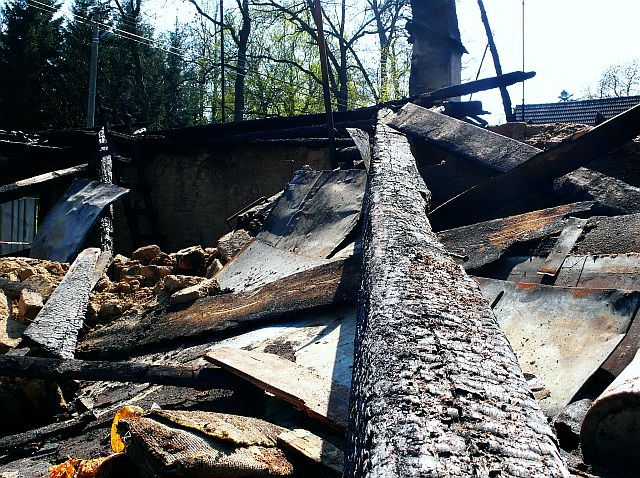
(161, 23, 189, 128)
(56, 0, 95, 128)
(0, 0, 64, 129)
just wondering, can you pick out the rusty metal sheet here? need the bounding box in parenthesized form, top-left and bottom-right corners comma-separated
(216, 239, 330, 292)
(494, 254, 640, 291)
(30, 178, 128, 263)
(216, 170, 365, 292)
(477, 277, 640, 416)
(258, 169, 366, 258)
(537, 217, 587, 277)
(558, 254, 640, 291)
(437, 202, 593, 271)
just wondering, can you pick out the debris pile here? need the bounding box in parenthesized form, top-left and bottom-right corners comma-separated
(1, 82, 640, 478)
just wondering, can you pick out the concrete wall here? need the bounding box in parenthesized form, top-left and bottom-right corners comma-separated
(114, 143, 331, 253)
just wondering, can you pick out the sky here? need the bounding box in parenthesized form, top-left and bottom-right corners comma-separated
(3, 0, 638, 124)
(455, 0, 639, 123)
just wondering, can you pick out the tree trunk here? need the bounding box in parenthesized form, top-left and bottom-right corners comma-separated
(344, 109, 569, 477)
(234, 0, 251, 122)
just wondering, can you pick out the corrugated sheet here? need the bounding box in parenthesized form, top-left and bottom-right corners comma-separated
(514, 96, 640, 125)
(0, 198, 37, 255)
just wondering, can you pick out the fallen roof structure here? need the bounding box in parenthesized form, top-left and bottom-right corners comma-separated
(1, 72, 640, 478)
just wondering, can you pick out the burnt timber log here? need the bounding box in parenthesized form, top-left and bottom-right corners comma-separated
(581, 349, 640, 471)
(416, 71, 535, 107)
(344, 110, 568, 477)
(429, 103, 640, 230)
(0, 355, 234, 389)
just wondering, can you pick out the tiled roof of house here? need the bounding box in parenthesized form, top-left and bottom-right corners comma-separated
(514, 96, 640, 125)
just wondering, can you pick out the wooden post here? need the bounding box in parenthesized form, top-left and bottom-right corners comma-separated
(477, 0, 514, 122)
(311, 0, 337, 169)
(97, 128, 114, 253)
(344, 110, 568, 477)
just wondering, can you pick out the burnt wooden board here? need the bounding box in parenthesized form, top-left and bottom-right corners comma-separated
(345, 110, 567, 477)
(437, 202, 593, 271)
(429, 103, 640, 230)
(389, 103, 540, 173)
(205, 348, 350, 432)
(23, 248, 104, 358)
(277, 429, 343, 475)
(78, 257, 359, 358)
(258, 169, 366, 258)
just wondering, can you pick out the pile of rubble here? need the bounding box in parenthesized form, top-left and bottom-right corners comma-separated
(2, 228, 258, 329)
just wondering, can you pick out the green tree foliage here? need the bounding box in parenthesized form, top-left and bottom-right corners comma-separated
(0, 0, 414, 131)
(56, 0, 94, 127)
(0, 0, 64, 129)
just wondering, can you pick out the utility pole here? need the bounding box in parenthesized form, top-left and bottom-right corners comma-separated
(87, 6, 100, 128)
(220, 0, 225, 123)
(311, 0, 336, 169)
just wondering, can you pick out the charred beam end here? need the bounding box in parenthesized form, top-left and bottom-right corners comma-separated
(345, 110, 568, 477)
(0, 163, 91, 204)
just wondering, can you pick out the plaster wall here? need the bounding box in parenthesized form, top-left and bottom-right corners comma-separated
(114, 143, 330, 253)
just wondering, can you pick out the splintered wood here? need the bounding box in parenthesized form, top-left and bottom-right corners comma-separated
(344, 111, 568, 477)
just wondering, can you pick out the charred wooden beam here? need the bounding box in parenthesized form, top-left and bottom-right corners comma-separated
(0, 163, 91, 204)
(416, 70, 535, 107)
(23, 248, 108, 358)
(389, 103, 539, 172)
(79, 257, 359, 358)
(429, 103, 640, 230)
(0, 355, 232, 389)
(345, 110, 568, 477)
(0, 411, 95, 456)
(477, 0, 514, 121)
